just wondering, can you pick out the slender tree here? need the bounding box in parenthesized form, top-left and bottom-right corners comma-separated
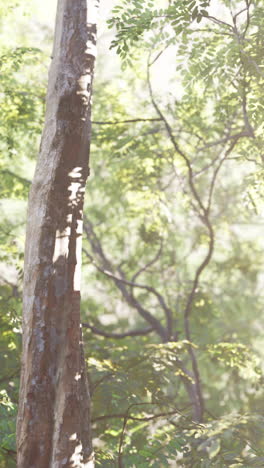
(16, 1, 99, 466)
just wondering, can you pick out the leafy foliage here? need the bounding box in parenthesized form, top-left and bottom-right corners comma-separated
(0, 0, 264, 466)
(107, 0, 210, 67)
(85, 0, 264, 464)
(0, 1, 48, 464)
(0, 390, 16, 467)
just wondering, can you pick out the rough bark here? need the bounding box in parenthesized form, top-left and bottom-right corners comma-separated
(16, 1, 99, 466)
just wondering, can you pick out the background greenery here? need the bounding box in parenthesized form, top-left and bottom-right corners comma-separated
(0, 0, 263, 466)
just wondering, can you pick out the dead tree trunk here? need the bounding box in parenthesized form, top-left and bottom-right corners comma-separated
(17, 1, 99, 466)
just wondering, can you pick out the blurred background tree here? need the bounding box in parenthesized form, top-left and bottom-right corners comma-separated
(0, 0, 263, 466)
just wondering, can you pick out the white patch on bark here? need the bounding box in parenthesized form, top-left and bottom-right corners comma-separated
(70, 443, 83, 467)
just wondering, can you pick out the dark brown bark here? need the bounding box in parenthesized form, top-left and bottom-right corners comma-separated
(16, 1, 99, 467)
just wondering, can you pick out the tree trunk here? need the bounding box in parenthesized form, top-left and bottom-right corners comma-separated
(16, 1, 99, 466)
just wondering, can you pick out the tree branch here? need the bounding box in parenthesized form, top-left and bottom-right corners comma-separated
(92, 408, 180, 423)
(87, 261, 172, 334)
(115, 402, 180, 468)
(147, 58, 207, 218)
(83, 217, 168, 341)
(206, 15, 233, 30)
(197, 130, 252, 152)
(0, 169, 31, 185)
(131, 240, 163, 283)
(82, 322, 154, 339)
(147, 55, 208, 421)
(206, 137, 240, 213)
(92, 118, 162, 125)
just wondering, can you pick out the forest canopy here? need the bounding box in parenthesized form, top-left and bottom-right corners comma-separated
(0, 0, 264, 466)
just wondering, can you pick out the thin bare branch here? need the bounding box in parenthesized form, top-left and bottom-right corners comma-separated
(116, 402, 179, 467)
(182, 131, 247, 421)
(0, 169, 31, 185)
(83, 219, 168, 340)
(92, 118, 162, 125)
(83, 247, 171, 340)
(232, 7, 248, 23)
(147, 57, 207, 218)
(82, 322, 154, 339)
(242, 0, 251, 38)
(241, 83, 255, 137)
(197, 130, 251, 152)
(147, 54, 208, 421)
(206, 137, 240, 214)
(206, 15, 233, 30)
(131, 240, 163, 284)
(93, 408, 180, 423)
